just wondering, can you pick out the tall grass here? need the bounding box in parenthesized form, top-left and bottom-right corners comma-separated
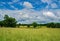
(0, 27, 60, 41)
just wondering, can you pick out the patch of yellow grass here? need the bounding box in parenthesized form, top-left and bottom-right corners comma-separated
(0, 27, 60, 41)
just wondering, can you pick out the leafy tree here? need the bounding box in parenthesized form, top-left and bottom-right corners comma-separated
(0, 21, 4, 27)
(55, 23, 60, 28)
(3, 15, 17, 27)
(32, 22, 37, 28)
(46, 23, 51, 28)
(50, 23, 55, 28)
(47, 22, 56, 28)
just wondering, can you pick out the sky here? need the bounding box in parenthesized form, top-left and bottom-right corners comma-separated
(0, 0, 60, 24)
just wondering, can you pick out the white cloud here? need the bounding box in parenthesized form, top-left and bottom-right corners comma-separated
(0, 9, 60, 24)
(22, 14, 29, 18)
(19, 12, 23, 14)
(43, 11, 56, 17)
(23, 2, 33, 8)
(42, 0, 59, 9)
(51, 3, 58, 8)
(41, 0, 52, 4)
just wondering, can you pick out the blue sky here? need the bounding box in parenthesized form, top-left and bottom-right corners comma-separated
(0, 0, 60, 24)
(0, 0, 60, 10)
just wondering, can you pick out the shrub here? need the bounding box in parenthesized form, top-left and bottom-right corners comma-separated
(32, 22, 37, 28)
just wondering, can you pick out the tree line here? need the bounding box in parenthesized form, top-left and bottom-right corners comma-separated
(0, 15, 60, 28)
(46, 22, 60, 28)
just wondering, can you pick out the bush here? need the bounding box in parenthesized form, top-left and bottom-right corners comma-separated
(32, 22, 37, 28)
(27, 24, 30, 27)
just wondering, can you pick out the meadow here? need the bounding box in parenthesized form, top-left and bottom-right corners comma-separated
(0, 27, 60, 41)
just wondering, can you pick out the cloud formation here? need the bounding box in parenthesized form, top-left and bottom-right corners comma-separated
(0, 8, 60, 24)
(23, 2, 33, 8)
(0, 0, 60, 24)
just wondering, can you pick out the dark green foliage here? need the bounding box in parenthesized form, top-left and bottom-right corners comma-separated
(32, 22, 37, 28)
(55, 23, 60, 28)
(4, 15, 17, 27)
(46, 22, 60, 28)
(0, 15, 17, 27)
(47, 23, 55, 28)
(27, 24, 30, 27)
(0, 21, 4, 27)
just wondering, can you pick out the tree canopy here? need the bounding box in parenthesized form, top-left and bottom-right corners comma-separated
(0, 15, 17, 27)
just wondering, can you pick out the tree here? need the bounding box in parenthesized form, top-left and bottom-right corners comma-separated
(46, 22, 55, 28)
(55, 23, 60, 28)
(46, 23, 51, 28)
(0, 21, 4, 27)
(3, 15, 17, 27)
(50, 23, 55, 28)
(17, 23, 21, 28)
(32, 22, 37, 28)
(27, 24, 30, 27)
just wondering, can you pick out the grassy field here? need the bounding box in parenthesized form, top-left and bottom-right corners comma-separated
(0, 27, 60, 41)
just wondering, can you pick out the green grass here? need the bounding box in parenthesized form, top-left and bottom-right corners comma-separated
(0, 27, 60, 41)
